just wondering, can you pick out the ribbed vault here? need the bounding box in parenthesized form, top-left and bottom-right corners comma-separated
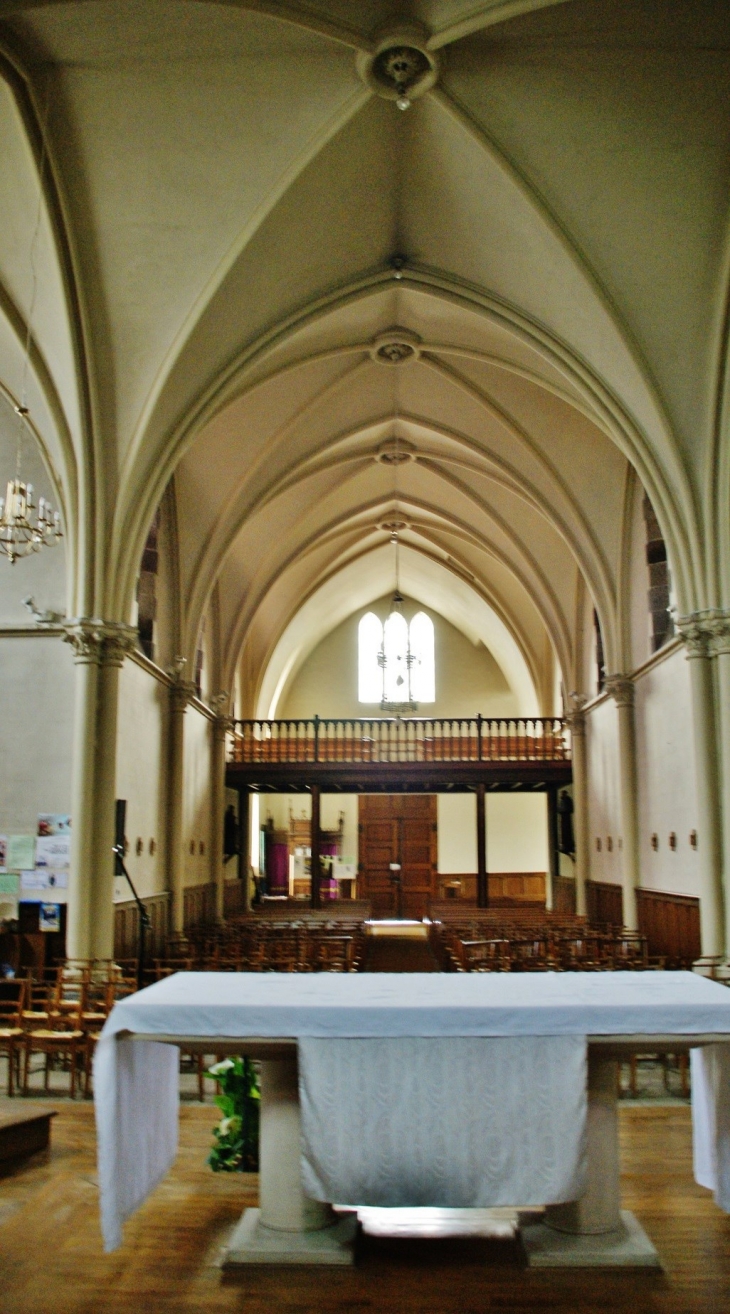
(1, 0, 729, 705)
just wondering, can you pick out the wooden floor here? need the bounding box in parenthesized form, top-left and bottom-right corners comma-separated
(0, 1101, 728, 1313)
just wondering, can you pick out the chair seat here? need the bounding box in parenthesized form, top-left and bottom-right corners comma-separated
(0, 1028, 23, 1039)
(27, 1029, 84, 1041)
(22, 1011, 50, 1022)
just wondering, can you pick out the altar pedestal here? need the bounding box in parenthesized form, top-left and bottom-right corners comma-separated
(521, 1054, 660, 1268)
(224, 1057, 356, 1265)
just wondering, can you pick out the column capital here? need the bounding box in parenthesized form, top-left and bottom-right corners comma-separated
(169, 679, 196, 713)
(708, 609, 730, 657)
(209, 690, 230, 716)
(604, 674, 634, 708)
(63, 618, 137, 666)
(565, 692, 587, 733)
(676, 609, 725, 658)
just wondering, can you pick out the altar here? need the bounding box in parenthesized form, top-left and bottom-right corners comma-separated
(93, 971, 730, 1268)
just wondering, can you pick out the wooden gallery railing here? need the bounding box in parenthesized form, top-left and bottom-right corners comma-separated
(229, 716, 570, 766)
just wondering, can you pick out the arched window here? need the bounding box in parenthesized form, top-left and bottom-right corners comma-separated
(383, 610, 409, 703)
(409, 611, 435, 702)
(358, 612, 383, 703)
(358, 608, 436, 705)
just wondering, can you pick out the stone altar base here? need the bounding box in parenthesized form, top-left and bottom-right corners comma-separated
(521, 1210, 662, 1268)
(223, 1208, 357, 1266)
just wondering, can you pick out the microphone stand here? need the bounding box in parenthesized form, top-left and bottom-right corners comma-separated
(113, 844, 151, 991)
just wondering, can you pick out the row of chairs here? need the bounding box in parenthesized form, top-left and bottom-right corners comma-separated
(159, 918, 368, 974)
(0, 960, 137, 1097)
(432, 922, 665, 972)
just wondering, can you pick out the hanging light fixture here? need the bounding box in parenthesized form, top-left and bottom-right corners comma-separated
(0, 92, 63, 566)
(0, 406, 62, 564)
(378, 423, 416, 711)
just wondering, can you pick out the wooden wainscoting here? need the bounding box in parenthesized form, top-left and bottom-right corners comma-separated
(553, 874, 577, 915)
(114, 891, 170, 960)
(223, 878, 246, 918)
(586, 879, 624, 927)
(637, 888, 701, 967)
(183, 881, 217, 930)
(436, 873, 546, 906)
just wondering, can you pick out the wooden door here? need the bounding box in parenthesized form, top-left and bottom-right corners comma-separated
(358, 795, 437, 919)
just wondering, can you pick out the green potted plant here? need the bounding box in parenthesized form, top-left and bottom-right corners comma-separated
(206, 1057, 260, 1172)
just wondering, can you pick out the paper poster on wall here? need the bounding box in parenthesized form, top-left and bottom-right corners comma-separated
(20, 870, 68, 903)
(35, 834, 71, 871)
(37, 815, 71, 837)
(39, 903, 61, 932)
(0, 873, 20, 896)
(0, 836, 7, 871)
(7, 835, 36, 870)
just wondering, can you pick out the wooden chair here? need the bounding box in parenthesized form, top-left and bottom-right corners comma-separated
(0, 981, 26, 1096)
(23, 1010, 85, 1098)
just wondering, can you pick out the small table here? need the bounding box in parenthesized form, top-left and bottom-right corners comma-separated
(95, 971, 730, 1267)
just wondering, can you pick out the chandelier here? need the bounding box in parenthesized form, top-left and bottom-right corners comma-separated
(0, 403, 62, 563)
(1, 94, 63, 566)
(378, 526, 417, 711)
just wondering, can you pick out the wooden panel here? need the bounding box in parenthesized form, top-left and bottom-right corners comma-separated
(637, 888, 701, 968)
(114, 891, 170, 961)
(586, 879, 624, 927)
(553, 874, 577, 915)
(359, 795, 437, 918)
(183, 882, 217, 931)
(223, 879, 246, 919)
(435, 873, 546, 906)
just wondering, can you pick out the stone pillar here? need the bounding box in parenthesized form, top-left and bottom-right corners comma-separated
(210, 696, 230, 923)
(604, 676, 639, 931)
(678, 614, 725, 957)
(567, 696, 588, 917)
(167, 670, 195, 935)
(711, 611, 730, 959)
(64, 620, 137, 959)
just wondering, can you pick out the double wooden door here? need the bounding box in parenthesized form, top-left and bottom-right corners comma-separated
(358, 795, 437, 919)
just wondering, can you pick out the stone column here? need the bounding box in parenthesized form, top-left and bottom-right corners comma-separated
(677, 614, 725, 957)
(210, 695, 230, 923)
(167, 669, 195, 935)
(64, 620, 137, 959)
(711, 611, 730, 960)
(604, 675, 639, 931)
(567, 696, 589, 917)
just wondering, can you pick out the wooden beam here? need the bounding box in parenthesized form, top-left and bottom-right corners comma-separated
(237, 788, 250, 911)
(547, 784, 559, 910)
(476, 782, 488, 908)
(310, 785, 321, 909)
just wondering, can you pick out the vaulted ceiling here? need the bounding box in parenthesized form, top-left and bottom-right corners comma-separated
(1, 0, 729, 708)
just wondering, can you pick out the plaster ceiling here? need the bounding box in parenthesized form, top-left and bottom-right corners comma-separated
(0, 0, 728, 698)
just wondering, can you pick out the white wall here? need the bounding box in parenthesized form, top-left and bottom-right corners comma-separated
(634, 645, 699, 896)
(280, 600, 520, 720)
(0, 634, 75, 830)
(486, 794, 548, 873)
(438, 794, 477, 873)
(585, 696, 622, 886)
(438, 793, 547, 874)
(183, 701, 212, 888)
(113, 659, 169, 902)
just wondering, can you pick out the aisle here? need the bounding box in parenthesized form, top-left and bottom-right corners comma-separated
(364, 935, 440, 972)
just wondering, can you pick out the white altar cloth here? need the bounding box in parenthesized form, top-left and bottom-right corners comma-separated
(298, 1035, 587, 1208)
(94, 970, 730, 1251)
